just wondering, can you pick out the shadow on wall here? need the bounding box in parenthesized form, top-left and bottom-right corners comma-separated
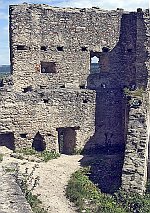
(80, 11, 148, 193)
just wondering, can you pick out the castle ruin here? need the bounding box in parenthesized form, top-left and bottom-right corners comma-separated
(0, 3, 150, 194)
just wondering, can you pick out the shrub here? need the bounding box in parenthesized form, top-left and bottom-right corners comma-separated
(66, 167, 150, 213)
(114, 189, 150, 213)
(66, 167, 126, 213)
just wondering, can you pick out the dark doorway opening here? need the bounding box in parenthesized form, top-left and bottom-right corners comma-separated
(57, 127, 77, 154)
(32, 132, 46, 152)
(0, 132, 15, 150)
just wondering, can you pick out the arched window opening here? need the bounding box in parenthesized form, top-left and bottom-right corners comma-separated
(32, 132, 46, 152)
(91, 56, 99, 64)
(90, 55, 100, 74)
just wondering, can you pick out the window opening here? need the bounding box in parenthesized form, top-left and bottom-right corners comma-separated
(90, 55, 100, 74)
(23, 86, 32, 93)
(20, 133, 27, 138)
(80, 85, 85, 89)
(41, 46, 47, 51)
(41, 62, 56, 73)
(102, 47, 109, 52)
(43, 99, 49, 103)
(57, 46, 64, 51)
(17, 45, 28, 50)
(83, 99, 88, 103)
(82, 47, 88, 51)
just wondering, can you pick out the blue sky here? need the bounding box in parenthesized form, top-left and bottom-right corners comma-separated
(0, 0, 149, 65)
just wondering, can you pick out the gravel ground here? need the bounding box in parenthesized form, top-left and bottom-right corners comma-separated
(1, 149, 83, 213)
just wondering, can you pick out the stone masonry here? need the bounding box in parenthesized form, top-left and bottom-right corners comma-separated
(0, 3, 149, 194)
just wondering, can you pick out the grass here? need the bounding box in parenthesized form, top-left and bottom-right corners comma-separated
(14, 148, 60, 162)
(66, 167, 150, 213)
(0, 153, 3, 162)
(66, 167, 126, 213)
(19, 166, 48, 213)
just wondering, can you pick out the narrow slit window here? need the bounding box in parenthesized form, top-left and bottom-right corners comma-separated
(23, 86, 32, 93)
(91, 56, 99, 64)
(20, 133, 27, 138)
(80, 85, 85, 89)
(41, 46, 47, 51)
(43, 99, 49, 103)
(41, 62, 56, 73)
(102, 47, 109, 52)
(57, 46, 64, 51)
(83, 99, 88, 103)
(17, 45, 28, 50)
(81, 47, 88, 51)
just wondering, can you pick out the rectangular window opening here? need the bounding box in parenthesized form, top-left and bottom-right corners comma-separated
(57, 46, 64, 51)
(41, 46, 47, 51)
(20, 133, 27, 138)
(22, 86, 33, 93)
(41, 62, 56, 73)
(81, 47, 88, 51)
(43, 99, 49, 103)
(17, 45, 28, 50)
(80, 85, 85, 89)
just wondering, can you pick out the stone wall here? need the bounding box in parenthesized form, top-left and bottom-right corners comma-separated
(9, 4, 123, 91)
(122, 93, 149, 194)
(2, 3, 149, 194)
(0, 163, 32, 213)
(0, 88, 95, 152)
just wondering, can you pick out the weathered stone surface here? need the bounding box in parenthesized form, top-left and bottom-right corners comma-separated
(0, 163, 32, 213)
(0, 4, 149, 195)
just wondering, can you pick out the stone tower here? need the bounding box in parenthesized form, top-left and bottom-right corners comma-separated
(0, 4, 149, 194)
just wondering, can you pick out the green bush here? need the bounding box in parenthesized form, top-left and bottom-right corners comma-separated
(114, 190, 150, 213)
(66, 168, 150, 213)
(66, 168, 126, 213)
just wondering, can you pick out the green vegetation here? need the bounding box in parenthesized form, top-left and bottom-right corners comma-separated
(66, 167, 150, 213)
(0, 153, 3, 162)
(19, 166, 48, 213)
(123, 87, 144, 97)
(4, 167, 16, 173)
(14, 148, 60, 162)
(73, 148, 83, 155)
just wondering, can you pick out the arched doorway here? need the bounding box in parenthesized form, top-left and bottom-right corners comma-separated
(32, 132, 46, 151)
(0, 132, 15, 150)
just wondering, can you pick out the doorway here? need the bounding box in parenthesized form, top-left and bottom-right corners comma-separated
(57, 127, 76, 154)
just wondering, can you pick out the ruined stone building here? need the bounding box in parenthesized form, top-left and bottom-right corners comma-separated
(0, 3, 149, 194)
